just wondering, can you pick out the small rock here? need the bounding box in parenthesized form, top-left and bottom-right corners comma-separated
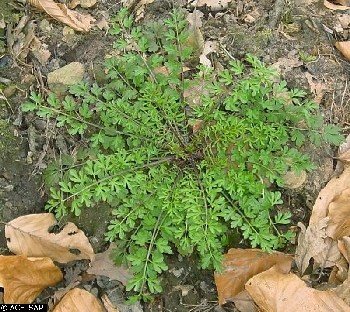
(282, 169, 307, 189)
(38, 19, 52, 33)
(4, 185, 14, 192)
(47, 62, 85, 95)
(3, 85, 17, 98)
(34, 119, 46, 131)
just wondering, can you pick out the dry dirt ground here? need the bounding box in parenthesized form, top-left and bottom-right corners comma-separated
(1, 0, 350, 311)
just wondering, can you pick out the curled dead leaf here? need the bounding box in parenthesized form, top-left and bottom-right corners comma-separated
(53, 288, 103, 312)
(327, 188, 350, 239)
(324, 0, 350, 10)
(337, 134, 350, 164)
(5, 213, 95, 263)
(246, 265, 350, 312)
(335, 41, 350, 61)
(87, 243, 133, 286)
(0, 255, 62, 304)
(27, 0, 95, 32)
(214, 248, 293, 305)
(309, 166, 350, 224)
(295, 219, 330, 274)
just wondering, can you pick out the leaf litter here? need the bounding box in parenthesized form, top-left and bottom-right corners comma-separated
(0, 213, 134, 309)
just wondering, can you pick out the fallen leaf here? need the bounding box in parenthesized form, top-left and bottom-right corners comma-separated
(335, 41, 350, 61)
(327, 188, 350, 239)
(246, 265, 350, 312)
(27, 0, 95, 32)
(53, 288, 103, 312)
(335, 246, 350, 305)
(324, 0, 350, 10)
(122, 0, 155, 21)
(87, 243, 133, 286)
(229, 290, 258, 312)
(214, 248, 293, 305)
(5, 213, 95, 263)
(337, 134, 350, 164)
(304, 72, 329, 104)
(339, 236, 350, 262)
(329, 255, 348, 284)
(101, 294, 119, 312)
(200, 40, 217, 67)
(271, 50, 303, 74)
(9, 17, 37, 61)
(30, 37, 51, 64)
(295, 219, 332, 274)
(309, 167, 350, 224)
(187, 10, 204, 28)
(0, 255, 62, 304)
(336, 277, 350, 306)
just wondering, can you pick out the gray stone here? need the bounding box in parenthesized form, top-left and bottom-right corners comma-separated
(47, 62, 85, 95)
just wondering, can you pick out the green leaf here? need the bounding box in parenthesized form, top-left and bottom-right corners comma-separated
(274, 211, 292, 225)
(323, 125, 345, 145)
(155, 238, 173, 254)
(291, 129, 305, 147)
(21, 101, 37, 112)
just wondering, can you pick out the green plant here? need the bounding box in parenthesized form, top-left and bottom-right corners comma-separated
(298, 51, 317, 62)
(21, 8, 344, 301)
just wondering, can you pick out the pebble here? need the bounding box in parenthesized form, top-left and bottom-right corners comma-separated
(47, 62, 85, 95)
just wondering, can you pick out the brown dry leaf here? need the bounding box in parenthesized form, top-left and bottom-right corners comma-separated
(30, 36, 51, 64)
(69, 0, 97, 9)
(336, 277, 350, 306)
(324, 0, 350, 10)
(337, 149, 350, 164)
(229, 290, 258, 312)
(5, 213, 95, 263)
(9, 18, 36, 61)
(329, 255, 349, 284)
(309, 166, 350, 224)
(184, 80, 210, 107)
(295, 168, 350, 275)
(0, 255, 63, 304)
(337, 134, 350, 164)
(271, 50, 303, 75)
(187, 9, 204, 28)
(335, 41, 350, 61)
(246, 265, 350, 312)
(87, 243, 133, 286)
(295, 219, 332, 274)
(335, 240, 350, 305)
(53, 288, 103, 312)
(121, 0, 155, 21)
(200, 40, 217, 67)
(327, 189, 350, 239)
(304, 72, 329, 104)
(214, 248, 293, 305)
(27, 0, 95, 32)
(101, 294, 120, 312)
(339, 236, 350, 262)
